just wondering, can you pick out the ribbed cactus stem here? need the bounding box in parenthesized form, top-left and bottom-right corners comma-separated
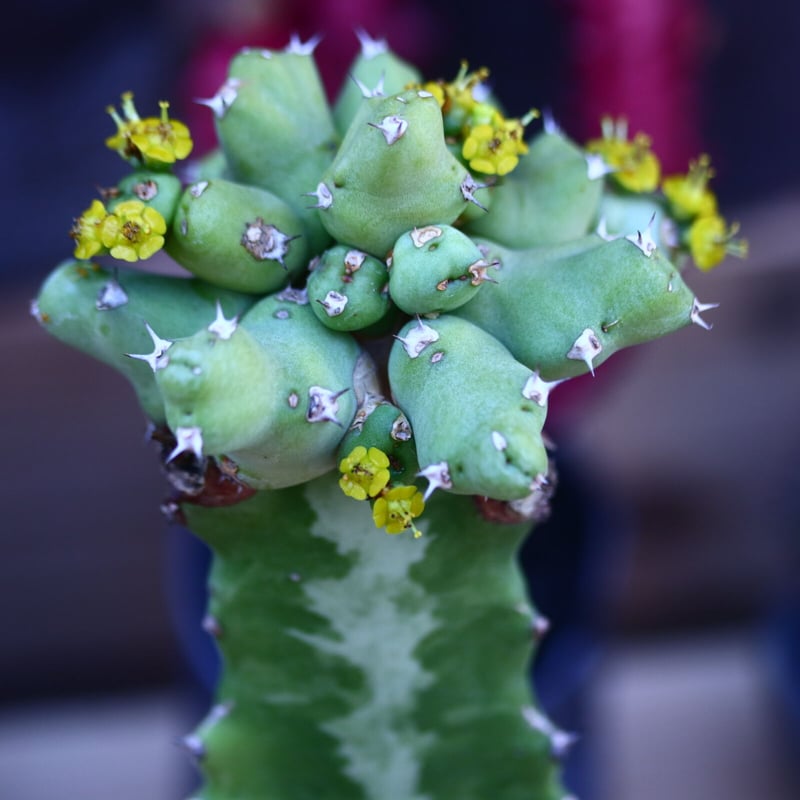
(183, 473, 567, 800)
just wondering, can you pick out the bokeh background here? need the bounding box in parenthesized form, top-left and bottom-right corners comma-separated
(2, 1, 799, 799)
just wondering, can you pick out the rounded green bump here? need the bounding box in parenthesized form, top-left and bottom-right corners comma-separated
(388, 224, 496, 315)
(166, 178, 309, 294)
(389, 315, 549, 501)
(306, 245, 392, 331)
(456, 235, 697, 379)
(317, 90, 475, 257)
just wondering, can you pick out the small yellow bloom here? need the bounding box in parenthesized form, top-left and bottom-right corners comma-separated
(70, 199, 109, 260)
(413, 63, 534, 177)
(586, 116, 661, 193)
(461, 114, 530, 176)
(100, 199, 167, 262)
(662, 154, 718, 221)
(687, 214, 748, 271)
(338, 445, 391, 501)
(372, 485, 425, 537)
(106, 92, 193, 168)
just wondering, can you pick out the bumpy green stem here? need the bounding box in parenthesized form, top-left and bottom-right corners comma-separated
(184, 473, 567, 800)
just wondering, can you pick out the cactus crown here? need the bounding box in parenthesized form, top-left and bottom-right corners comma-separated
(37, 33, 746, 536)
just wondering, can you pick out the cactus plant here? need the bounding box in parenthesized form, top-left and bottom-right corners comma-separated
(33, 31, 746, 800)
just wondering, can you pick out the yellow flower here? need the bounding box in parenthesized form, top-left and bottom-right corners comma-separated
(99, 200, 167, 262)
(662, 154, 718, 221)
(413, 63, 535, 177)
(687, 214, 748, 271)
(70, 199, 109, 260)
(106, 92, 193, 168)
(372, 485, 425, 537)
(461, 114, 530, 176)
(338, 446, 391, 501)
(586, 116, 661, 193)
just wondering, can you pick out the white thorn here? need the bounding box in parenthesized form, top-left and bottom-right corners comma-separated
(355, 28, 388, 59)
(208, 300, 238, 340)
(239, 46, 271, 59)
(566, 328, 602, 376)
(344, 250, 367, 272)
(307, 386, 348, 424)
(520, 706, 578, 760)
(585, 152, 616, 180)
(491, 431, 508, 452)
(285, 33, 322, 55)
(521, 371, 562, 407)
(417, 462, 452, 501)
(532, 614, 551, 639)
(626, 212, 658, 256)
(189, 180, 209, 198)
(391, 414, 412, 442)
(201, 614, 222, 638)
(30, 299, 46, 323)
(127, 322, 173, 372)
(595, 217, 618, 241)
(318, 291, 348, 317)
(460, 173, 488, 211)
(206, 701, 234, 726)
(305, 182, 333, 210)
(241, 219, 296, 266)
(369, 114, 408, 145)
(542, 108, 561, 135)
(275, 286, 309, 305)
(195, 78, 241, 120)
(691, 298, 719, 330)
(168, 427, 204, 462)
(351, 73, 385, 99)
(178, 734, 205, 761)
(395, 317, 440, 358)
(96, 278, 129, 311)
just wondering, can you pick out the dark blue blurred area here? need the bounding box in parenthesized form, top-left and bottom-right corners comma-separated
(2, 1, 191, 281)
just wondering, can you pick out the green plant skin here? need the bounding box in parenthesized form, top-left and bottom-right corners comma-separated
(337, 399, 420, 486)
(184, 472, 565, 800)
(166, 178, 310, 294)
(455, 235, 696, 380)
(463, 131, 603, 248)
(306, 245, 392, 332)
(333, 41, 422, 135)
(157, 292, 364, 489)
(214, 48, 338, 254)
(317, 90, 473, 257)
(596, 190, 676, 253)
(34, 260, 254, 423)
(189, 148, 231, 182)
(389, 315, 549, 501)
(111, 170, 184, 224)
(388, 224, 492, 315)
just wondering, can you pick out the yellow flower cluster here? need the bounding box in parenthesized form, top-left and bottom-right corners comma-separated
(106, 92, 193, 168)
(338, 446, 390, 500)
(661, 155, 747, 271)
(372, 485, 425, 538)
(71, 199, 167, 262)
(338, 446, 425, 537)
(416, 63, 534, 177)
(685, 214, 748, 272)
(586, 116, 661, 193)
(662, 155, 717, 220)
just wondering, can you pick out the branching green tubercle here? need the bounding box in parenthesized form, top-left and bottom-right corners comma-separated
(33, 29, 746, 800)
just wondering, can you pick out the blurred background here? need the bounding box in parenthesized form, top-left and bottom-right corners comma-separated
(2, 0, 799, 798)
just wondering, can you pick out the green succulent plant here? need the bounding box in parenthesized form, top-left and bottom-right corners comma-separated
(34, 31, 745, 800)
